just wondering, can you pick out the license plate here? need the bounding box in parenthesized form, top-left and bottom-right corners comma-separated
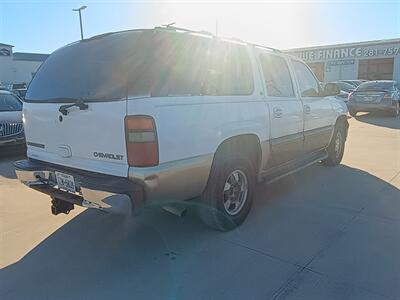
(55, 171, 76, 193)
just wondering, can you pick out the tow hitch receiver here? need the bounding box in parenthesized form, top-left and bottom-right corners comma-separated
(51, 197, 74, 215)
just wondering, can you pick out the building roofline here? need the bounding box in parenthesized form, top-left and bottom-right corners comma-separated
(0, 43, 14, 47)
(284, 38, 400, 52)
(13, 52, 49, 62)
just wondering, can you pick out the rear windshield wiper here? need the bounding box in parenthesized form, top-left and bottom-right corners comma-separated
(58, 99, 89, 115)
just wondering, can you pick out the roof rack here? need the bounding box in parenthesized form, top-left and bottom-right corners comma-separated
(155, 24, 214, 37)
(251, 43, 282, 53)
(155, 24, 282, 52)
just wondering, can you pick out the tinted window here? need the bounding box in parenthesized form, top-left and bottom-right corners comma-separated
(259, 53, 294, 97)
(13, 90, 27, 98)
(334, 82, 355, 92)
(356, 81, 394, 92)
(203, 40, 254, 96)
(26, 31, 144, 102)
(27, 30, 254, 102)
(0, 94, 22, 111)
(292, 60, 320, 97)
(128, 32, 254, 97)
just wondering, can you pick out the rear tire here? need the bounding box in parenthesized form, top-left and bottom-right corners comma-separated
(198, 155, 255, 231)
(323, 123, 346, 167)
(349, 110, 357, 117)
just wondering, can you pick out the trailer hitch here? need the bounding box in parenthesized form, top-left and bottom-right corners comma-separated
(51, 197, 74, 215)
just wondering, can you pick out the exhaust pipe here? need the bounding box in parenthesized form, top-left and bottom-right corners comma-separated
(162, 204, 187, 217)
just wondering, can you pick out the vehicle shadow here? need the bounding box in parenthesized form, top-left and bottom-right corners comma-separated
(355, 113, 400, 129)
(0, 164, 399, 299)
(0, 153, 25, 179)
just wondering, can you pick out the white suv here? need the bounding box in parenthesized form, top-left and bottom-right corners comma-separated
(15, 27, 348, 231)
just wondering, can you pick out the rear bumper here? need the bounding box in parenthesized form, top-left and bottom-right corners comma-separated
(14, 159, 144, 214)
(347, 101, 395, 112)
(0, 132, 25, 148)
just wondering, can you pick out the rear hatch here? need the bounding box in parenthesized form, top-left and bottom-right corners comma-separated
(24, 31, 146, 177)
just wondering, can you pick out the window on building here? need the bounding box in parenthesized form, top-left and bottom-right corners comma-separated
(358, 58, 394, 80)
(259, 53, 294, 97)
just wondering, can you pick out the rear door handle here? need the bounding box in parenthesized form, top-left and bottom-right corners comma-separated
(273, 107, 283, 118)
(304, 105, 311, 114)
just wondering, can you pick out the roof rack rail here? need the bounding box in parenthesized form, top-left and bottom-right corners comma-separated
(155, 24, 214, 37)
(251, 43, 282, 53)
(155, 24, 281, 52)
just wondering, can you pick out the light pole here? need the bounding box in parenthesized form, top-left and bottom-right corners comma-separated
(72, 5, 87, 40)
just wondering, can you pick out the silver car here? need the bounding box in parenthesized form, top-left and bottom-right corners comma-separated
(0, 90, 25, 152)
(347, 80, 400, 117)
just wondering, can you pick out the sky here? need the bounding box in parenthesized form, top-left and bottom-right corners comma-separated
(0, 0, 399, 54)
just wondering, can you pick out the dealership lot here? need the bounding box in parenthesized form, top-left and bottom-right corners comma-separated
(0, 114, 399, 299)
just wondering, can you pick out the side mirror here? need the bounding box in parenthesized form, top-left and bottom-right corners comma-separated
(323, 83, 340, 96)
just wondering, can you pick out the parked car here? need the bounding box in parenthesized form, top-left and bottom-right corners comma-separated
(11, 83, 27, 90)
(328, 81, 355, 102)
(14, 27, 348, 231)
(339, 80, 367, 88)
(0, 90, 26, 152)
(347, 80, 400, 117)
(12, 88, 27, 100)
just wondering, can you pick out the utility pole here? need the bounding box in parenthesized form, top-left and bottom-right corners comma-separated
(72, 6, 87, 40)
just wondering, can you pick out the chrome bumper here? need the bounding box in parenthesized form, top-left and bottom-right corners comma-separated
(14, 154, 213, 214)
(128, 154, 213, 204)
(347, 101, 394, 112)
(14, 159, 143, 214)
(0, 135, 25, 147)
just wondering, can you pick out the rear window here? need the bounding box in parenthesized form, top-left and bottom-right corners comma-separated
(356, 81, 394, 92)
(335, 82, 355, 92)
(0, 94, 22, 111)
(26, 30, 254, 102)
(26, 31, 142, 102)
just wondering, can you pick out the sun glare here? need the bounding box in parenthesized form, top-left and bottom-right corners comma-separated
(148, 1, 314, 49)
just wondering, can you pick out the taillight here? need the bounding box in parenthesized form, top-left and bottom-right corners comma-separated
(125, 115, 159, 167)
(384, 93, 393, 99)
(347, 92, 353, 101)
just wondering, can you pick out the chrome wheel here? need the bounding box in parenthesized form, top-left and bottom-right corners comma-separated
(334, 131, 343, 159)
(223, 170, 248, 216)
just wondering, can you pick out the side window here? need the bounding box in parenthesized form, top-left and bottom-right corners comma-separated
(137, 35, 254, 97)
(292, 60, 321, 97)
(203, 41, 254, 96)
(259, 53, 294, 97)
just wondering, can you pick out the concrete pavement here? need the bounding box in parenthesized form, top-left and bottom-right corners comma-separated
(0, 114, 399, 299)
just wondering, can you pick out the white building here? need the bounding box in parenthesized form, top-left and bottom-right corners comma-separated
(285, 38, 400, 83)
(0, 42, 48, 87)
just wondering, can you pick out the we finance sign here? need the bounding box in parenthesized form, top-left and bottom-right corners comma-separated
(292, 45, 400, 62)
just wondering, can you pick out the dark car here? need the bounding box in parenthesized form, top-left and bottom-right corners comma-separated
(12, 88, 27, 100)
(0, 90, 26, 153)
(347, 80, 400, 117)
